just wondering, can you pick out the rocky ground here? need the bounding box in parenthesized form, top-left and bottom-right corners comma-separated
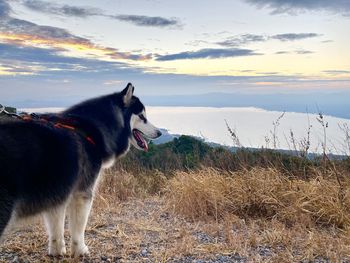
(0, 196, 348, 262)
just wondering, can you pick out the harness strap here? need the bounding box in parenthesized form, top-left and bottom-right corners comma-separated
(0, 104, 22, 119)
(22, 113, 96, 145)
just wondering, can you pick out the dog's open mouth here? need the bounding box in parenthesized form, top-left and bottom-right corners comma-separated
(132, 129, 148, 151)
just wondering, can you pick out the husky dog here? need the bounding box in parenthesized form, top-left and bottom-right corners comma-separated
(0, 83, 161, 257)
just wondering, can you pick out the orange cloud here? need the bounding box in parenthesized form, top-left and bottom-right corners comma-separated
(0, 32, 151, 61)
(0, 64, 37, 76)
(0, 66, 15, 75)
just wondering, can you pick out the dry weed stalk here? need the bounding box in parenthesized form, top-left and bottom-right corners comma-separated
(299, 112, 312, 158)
(316, 112, 328, 164)
(271, 111, 285, 149)
(289, 129, 298, 154)
(225, 119, 242, 148)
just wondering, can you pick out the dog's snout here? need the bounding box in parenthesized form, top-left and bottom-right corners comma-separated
(156, 130, 162, 138)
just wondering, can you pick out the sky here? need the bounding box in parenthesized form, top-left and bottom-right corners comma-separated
(0, 0, 350, 109)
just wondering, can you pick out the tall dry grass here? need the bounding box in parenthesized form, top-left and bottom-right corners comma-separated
(166, 168, 350, 228)
(91, 159, 350, 261)
(97, 168, 167, 202)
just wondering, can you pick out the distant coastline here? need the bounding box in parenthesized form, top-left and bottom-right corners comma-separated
(20, 106, 350, 155)
(7, 91, 350, 120)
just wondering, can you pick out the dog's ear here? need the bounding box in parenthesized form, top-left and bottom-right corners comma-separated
(121, 83, 134, 106)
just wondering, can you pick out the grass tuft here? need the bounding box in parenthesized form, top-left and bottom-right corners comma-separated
(97, 169, 167, 202)
(166, 168, 350, 228)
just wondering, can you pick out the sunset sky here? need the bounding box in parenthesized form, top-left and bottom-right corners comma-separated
(0, 0, 350, 107)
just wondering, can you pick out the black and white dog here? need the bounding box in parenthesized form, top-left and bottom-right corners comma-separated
(0, 83, 161, 257)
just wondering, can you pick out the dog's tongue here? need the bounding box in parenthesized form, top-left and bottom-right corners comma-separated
(134, 130, 148, 152)
(142, 137, 148, 152)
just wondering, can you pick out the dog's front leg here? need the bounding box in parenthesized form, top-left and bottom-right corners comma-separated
(43, 205, 67, 256)
(68, 191, 93, 257)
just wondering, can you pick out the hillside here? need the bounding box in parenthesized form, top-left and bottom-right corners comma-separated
(116, 135, 350, 178)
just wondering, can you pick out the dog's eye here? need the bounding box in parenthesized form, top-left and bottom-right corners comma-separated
(139, 114, 147, 123)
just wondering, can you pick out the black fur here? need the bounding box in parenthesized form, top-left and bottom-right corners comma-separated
(0, 85, 145, 236)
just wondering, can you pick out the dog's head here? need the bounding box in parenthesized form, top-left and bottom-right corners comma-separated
(121, 83, 162, 151)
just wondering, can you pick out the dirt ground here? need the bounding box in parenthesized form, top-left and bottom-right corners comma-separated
(0, 197, 242, 263)
(0, 196, 349, 263)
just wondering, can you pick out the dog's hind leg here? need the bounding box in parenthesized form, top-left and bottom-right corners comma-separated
(68, 190, 93, 257)
(43, 204, 67, 256)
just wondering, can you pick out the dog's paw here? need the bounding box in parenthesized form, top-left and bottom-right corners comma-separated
(48, 240, 66, 256)
(71, 243, 89, 257)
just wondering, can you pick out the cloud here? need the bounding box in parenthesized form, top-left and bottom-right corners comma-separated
(0, 1, 151, 62)
(0, 42, 141, 76)
(112, 15, 178, 27)
(0, 20, 90, 46)
(156, 48, 262, 61)
(21, 0, 180, 28)
(244, 0, 350, 16)
(0, 31, 150, 62)
(271, 33, 321, 41)
(0, 43, 66, 64)
(275, 51, 290, 55)
(323, 70, 350, 75)
(216, 33, 321, 47)
(0, 0, 10, 17)
(275, 50, 314, 55)
(1, 0, 90, 44)
(295, 49, 314, 55)
(216, 34, 267, 47)
(0, 63, 36, 76)
(22, 0, 101, 17)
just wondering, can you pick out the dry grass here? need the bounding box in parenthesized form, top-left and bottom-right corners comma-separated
(163, 168, 350, 261)
(2, 196, 349, 262)
(96, 168, 167, 202)
(2, 167, 350, 262)
(222, 217, 350, 262)
(166, 168, 350, 228)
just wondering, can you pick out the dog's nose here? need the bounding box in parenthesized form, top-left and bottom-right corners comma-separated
(156, 130, 162, 138)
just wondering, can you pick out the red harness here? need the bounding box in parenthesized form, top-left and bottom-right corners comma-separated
(21, 114, 96, 145)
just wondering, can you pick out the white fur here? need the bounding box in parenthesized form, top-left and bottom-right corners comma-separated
(129, 110, 160, 150)
(68, 191, 93, 257)
(42, 172, 102, 257)
(132, 110, 159, 138)
(43, 204, 67, 256)
(102, 156, 116, 169)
